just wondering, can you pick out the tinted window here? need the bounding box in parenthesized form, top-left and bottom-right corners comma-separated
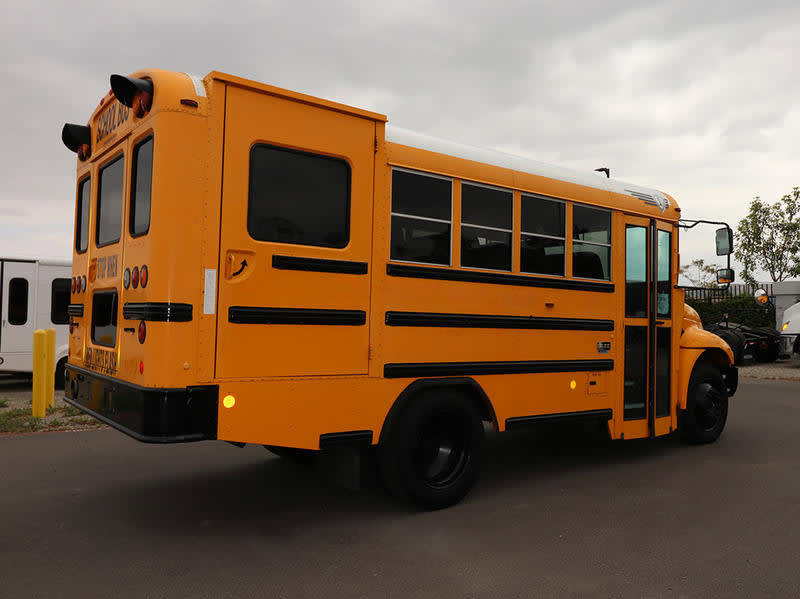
(248, 145, 350, 248)
(97, 155, 124, 247)
(76, 178, 90, 253)
(391, 170, 451, 221)
(461, 226, 512, 271)
(390, 216, 450, 265)
(391, 170, 451, 265)
(462, 184, 512, 230)
(521, 195, 565, 276)
(574, 205, 611, 243)
(521, 235, 565, 276)
(8, 278, 28, 325)
(521, 194, 564, 237)
(657, 230, 671, 317)
(625, 226, 647, 318)
(624, 325, 647, 420)
(51, 278, 70, 325)
(130, 136, 153, 236)
(91, 292, 118, 348)
(573, 205, 611, 280)
(460, 182, 511, 271)
(656, 328, 671, 417)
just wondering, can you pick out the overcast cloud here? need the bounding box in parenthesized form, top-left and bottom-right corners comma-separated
(2, 0, 799, 281)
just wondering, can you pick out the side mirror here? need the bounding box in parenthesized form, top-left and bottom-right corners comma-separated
(715, 227, 733, 256)
(716, 268, 735, 284)
(754, 288, 769, 305)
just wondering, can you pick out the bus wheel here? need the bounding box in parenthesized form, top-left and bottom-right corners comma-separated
(680, 362, 729, 445)
(378, 390, 483, 510)
(55, 358, 67, 390)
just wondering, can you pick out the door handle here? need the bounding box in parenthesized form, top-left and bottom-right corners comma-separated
(655, 320, 665, 325)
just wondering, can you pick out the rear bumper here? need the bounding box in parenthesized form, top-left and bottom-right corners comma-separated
(65, 364, 218, 443)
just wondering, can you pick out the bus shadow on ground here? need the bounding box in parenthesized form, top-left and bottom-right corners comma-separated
(90, 422, 682, 533)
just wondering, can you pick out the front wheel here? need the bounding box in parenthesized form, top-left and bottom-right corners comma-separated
(680, 362, 729, 444)
(378, 391, 484, 510)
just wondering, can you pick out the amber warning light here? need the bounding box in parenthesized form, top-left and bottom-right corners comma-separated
(110, 74, 154, 119)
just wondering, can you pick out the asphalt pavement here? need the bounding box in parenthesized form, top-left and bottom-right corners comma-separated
(2, 378, 799, 598)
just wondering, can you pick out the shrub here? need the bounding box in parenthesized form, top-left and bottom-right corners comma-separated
(687, 295, 775, 329)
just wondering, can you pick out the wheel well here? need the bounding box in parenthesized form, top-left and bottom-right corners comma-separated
(696, 348, 731, 370)
(379, 377, 498, 445)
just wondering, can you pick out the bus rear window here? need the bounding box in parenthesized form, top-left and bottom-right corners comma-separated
(76, 178, 90, 253)
(91, 291, 118, 348)
(97, 155, 124, 247)
(130, 136, 153, 236)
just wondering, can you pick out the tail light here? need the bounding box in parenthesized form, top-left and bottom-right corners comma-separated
(138, 321, 146, 344)
(81, 276, 87, 292)
(72, 278, 77, 293)
(140, 265, 148, 288)
(123, 268, 131, 289)
(132, 266, 139, 289)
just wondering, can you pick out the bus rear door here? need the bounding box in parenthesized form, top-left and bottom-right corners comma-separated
(215, 84, 376, 378)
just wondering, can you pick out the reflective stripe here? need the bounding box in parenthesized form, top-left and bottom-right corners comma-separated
(184, 73, 207, 98)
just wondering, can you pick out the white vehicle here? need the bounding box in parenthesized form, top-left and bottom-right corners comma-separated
(1, 257, 71, 386)
(780, 300, 800, 356)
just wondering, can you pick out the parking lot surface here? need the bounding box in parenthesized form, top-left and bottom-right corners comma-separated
(2, 378, 799, 598)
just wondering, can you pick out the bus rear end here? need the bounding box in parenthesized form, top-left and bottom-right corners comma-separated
(62, 70, 220, 442)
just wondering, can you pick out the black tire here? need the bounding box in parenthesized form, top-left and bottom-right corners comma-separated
(754, 343, 779, 363)
(378, 390, 484, 510)
(54, 358, 67, 390)
(263, 445, 316, 463)
(680, 362, 729, 445)
(713, 329, 744, 365)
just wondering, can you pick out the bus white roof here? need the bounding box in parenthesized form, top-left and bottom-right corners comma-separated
(385, 125, 669, 203)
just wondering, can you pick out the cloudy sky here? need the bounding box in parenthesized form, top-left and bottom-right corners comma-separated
(2, 0, 798, 282)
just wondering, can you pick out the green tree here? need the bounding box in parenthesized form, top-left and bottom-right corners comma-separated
(735, 188, 800, 284)
(679, 258, 721, 287)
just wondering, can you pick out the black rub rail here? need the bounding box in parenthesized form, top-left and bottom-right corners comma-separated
(385, 311, 614, 331)
(123, 302, 193, 322)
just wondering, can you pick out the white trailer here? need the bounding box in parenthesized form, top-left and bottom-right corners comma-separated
(0, 257, 71, 386)
(780, 300, 800, 356)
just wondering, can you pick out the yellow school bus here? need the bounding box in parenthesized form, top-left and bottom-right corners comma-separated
(62, 69, 737, 508)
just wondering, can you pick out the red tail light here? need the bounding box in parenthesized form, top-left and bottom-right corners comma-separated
(132, 266, 139, 289)
(138, 321, 146, 344)
(140, 265, 148, 288)
(72, 278, 77, 293)
(139, 360, 144, 374)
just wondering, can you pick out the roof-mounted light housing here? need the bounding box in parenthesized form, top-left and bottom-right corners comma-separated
(62, 123, 92, 160)
(110, 74, 154, 117)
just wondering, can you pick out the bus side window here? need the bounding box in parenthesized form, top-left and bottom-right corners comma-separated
(521, 194, 566, 276)
(130, 136, 153, 237)
(247, 144, 350, 248)
(460, 182, 512, 271)
(97, 154, 125, 247)
(8, 278, 29, 325)
(573, 205, 611, 280)
(390, 169, 452, 266)
(51, 278, 71, 325)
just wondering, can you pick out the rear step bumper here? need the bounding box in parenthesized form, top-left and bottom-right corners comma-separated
(64, 364, 218, 443)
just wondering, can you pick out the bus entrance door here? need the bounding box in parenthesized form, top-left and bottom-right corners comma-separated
(622, 216, 675, 439)
(1, 260, 37, 357)
(215, 85, 377, 379)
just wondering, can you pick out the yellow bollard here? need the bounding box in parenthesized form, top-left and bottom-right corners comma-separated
(32, 330, 47, 418)
(46, 328, 56, 408)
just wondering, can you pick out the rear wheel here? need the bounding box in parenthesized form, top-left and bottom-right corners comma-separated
(378, 390, 483, 510)
(680, 362, 728, 444)
(754, 343, 779, 363)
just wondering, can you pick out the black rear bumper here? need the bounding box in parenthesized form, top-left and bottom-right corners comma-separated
(65, 364, 218, 443)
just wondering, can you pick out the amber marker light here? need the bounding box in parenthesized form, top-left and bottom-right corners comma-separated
(223, 395, 236, 409)
(570, 380, 577, 390)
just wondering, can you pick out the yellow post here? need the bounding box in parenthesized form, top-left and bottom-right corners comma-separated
(32, 330, 47, 418)
(46, 328, 56, 408)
